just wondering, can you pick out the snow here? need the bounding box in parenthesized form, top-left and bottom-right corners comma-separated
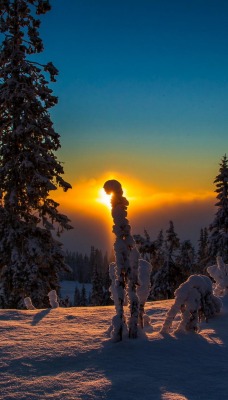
(48, 290, 59, 308)
(1, 298, 228, 399)
(207, 256, 228, 296)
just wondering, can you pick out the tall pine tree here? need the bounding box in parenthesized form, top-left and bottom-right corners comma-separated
(0, 0, 72, 308)
(208, 155, 228, 263)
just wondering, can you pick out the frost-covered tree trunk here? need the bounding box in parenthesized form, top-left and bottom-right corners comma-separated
(104, 180, 140, 340)
(0, 1, 72, 308)
(137, 259, 152, 328)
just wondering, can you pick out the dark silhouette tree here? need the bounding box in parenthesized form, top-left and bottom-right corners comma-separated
(0, 0, 72, 308)
(208, 155, 228, 263)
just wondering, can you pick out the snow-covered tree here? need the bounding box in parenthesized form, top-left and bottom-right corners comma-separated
(0, 0, 72, 308)
(104, 180, 140, 340)
(208, 155, 228, 263)
(207, 256, 228, 297)
(161, 275, 222, 334)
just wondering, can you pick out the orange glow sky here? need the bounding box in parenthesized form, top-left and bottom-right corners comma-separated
(53, 171, 216, 253)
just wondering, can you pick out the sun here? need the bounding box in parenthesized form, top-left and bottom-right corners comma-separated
(96, 188, 112, 209)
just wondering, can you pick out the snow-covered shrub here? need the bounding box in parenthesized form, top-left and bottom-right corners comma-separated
(161, 274, 222, 334)
(104, 180, 140, 341)
(48, 290, 59, 309)
(24, 297, 36, 310)
(207, 256, 228, 296)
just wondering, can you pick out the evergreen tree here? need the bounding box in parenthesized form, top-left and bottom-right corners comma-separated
(73, 286, 81, 307)
(151, 221, 181, 300)
(165, 220, 180, 258)
(151, 230, 165, 273)
(133, 230, 154, 260)
(0, 0, 72, 308)
(196, 227, 208, 273)
(103, 264, 113, 305)
(80, 285, 87, 306)
(91, 266, 104, 306)
(208, 155, 228, 263)
(176, 240, 195, 280)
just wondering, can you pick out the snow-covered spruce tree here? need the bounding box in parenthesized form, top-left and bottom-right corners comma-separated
(207, 256, 228, 297)
(0, 0, 72, 308)
(104, 180, 140, 340)
(208, 155, 228, 264)
(161, 275, 222, 334)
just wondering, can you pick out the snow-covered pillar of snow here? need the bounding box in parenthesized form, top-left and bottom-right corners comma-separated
(104, 179, 140, 340)
(137, 259, 152, 328)
(24, 297, 36, 310)
(48, 290, 59, 308)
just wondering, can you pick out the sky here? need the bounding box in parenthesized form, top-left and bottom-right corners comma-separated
(38, 0, 228, 253)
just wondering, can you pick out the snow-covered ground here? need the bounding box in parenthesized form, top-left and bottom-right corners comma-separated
(1, 298, 228, 400)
